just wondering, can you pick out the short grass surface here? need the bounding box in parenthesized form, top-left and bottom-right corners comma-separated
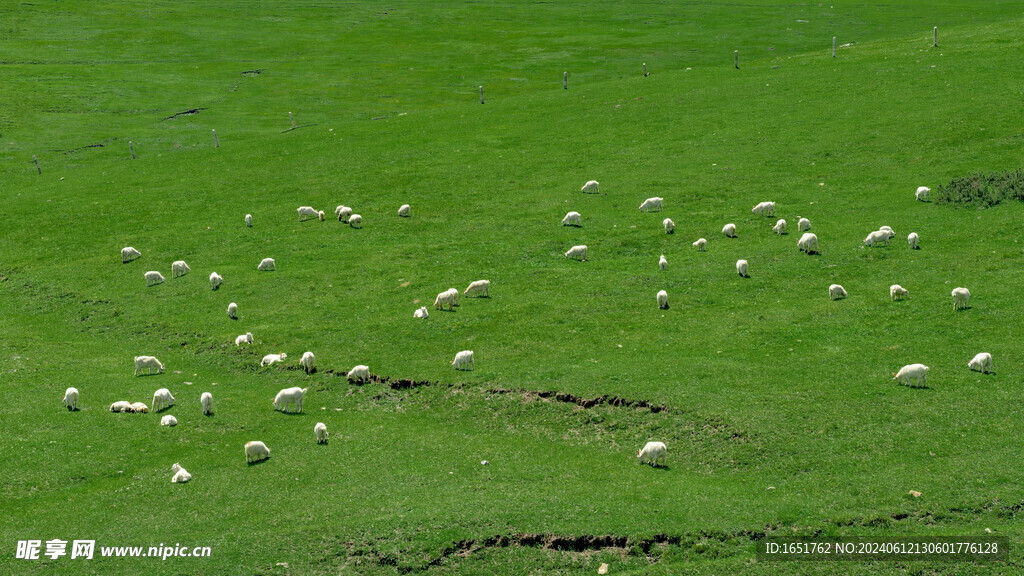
(2, 2, 1024, 574)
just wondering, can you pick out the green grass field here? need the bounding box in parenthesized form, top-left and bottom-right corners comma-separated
(3, 2, 1024, 574)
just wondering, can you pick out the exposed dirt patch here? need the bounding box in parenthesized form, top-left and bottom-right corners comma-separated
(486, 387, 668, 413)
(162, 108, 207, 121)
(241, 69, 264, 76)
(61, 143, 104, 155)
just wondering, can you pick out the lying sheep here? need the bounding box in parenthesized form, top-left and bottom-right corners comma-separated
(797, 232, 818, 254)
(300, 351, 316, 374)
(171, 260, 190, 278)
(565, 245, 587, 261)
(245, 440, 270, 464)
(261, 353, 287, 367)
(347, 365, 370, 383)
(414, 306, 429, 319)
(201, 392, 213, 416)
(908, 232, 919, 250)
(349, 214, 362, 228)
(637, 441, 667, 467)
(209, 272, 223, 290)
(131, 402, 149, 414)
(397, 204, 411, 217)
(110, 401, 134, 413)
(134, 355, 164, 376)
(315, 422, 328, 444)
(258, 257, 275, 271)
(152, 388, 175, 411)
(968, 352, 993, 374)
(829, 284, 847, 300)
(890, 284, 909, 301)
(464, 280, 490, 297)
(663, 218, 675, 234)
(722, 223, 736, 238)
(245, 213, 253, 227)
(235, 332, 253, 346)
(227, 302, 238, 319)
(659, 255, 667, 271)
(581, 180, 599, 194)
(772, 219, 786, 235)
(63, 387, 79, 411)
(452, 350, 474, 371)
(752, 201, 775, 217)
(161, 415, 177, 426)
(894, 363, 928, 387)
(639, 197, 663, 212)
(273, 387, 308, 413)
(145, 271, 165, 287)
(797, 217, 811, 232)
(916, 186, 930, 202)
(952, 287, 970, 310)
(170, 463, 191, 483)
(864, 230, 890, 247)
(693, 238, 707, 251)
(298, 206, 325, 221)
(657, 290, 668, 309)
(121, 247, 141, 263)
(336, 206, 352, 223)
(562, 211, 581, 226)
(434, 290, 456, 311)
(736, 259, 749, 278)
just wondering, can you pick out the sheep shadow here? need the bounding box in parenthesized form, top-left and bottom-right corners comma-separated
(154, 406, 174, 413)
(246, 458, 271, 467)
(134, 372, 164, 378)
(641, 464, 671, 471)
(275, 410, 306, 417)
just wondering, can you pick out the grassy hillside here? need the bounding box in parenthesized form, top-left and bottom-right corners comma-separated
(3, 2, 1024, 574)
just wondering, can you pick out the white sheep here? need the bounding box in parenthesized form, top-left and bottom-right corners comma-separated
(170, 463, 191, 483)
(693, 238, 707, 251)
(235, 332, 253, 346)
(110, 401, 133, 413)
(565, 245, 587, 261)
(952, 287, 970, 310)
(131, 402, 149, 413)
(171, 260, 190, 278)
(245, 440, 270, 464)
(298, 206, 325, 221)
(336, 206, 352, 223)
(581, 180, 599, 194)
(63, 387, 78, 411)
(772, 219, 786, 235)
(639, 197, 663, 212)
(145, 271, 165, 287)
(722, 223, 736, 238)
(657, 290, 668, 309)
(637, 441, 667, 467)
(134, 355, 164, 376)
(916, 186, 930, 202)
(121, 247, 141, 263)
(908, 232, 919, 250)
(464, 280, 490, 297)
(315, 422, 328, 444)
(201, 392, 213, 416)
(414, 306, 429, 319)
(227, 302, 238, 319)
(398, 204, 411, 217)
(258, 257, 276, 271)
(446, 288, 460, 307)
(797, 232, 818, 254)
(245, 213, 253, 227)
(261, 353, 287, 367)
(829, 284, 847, 300)
(879, 226, 895, 239)
(968, 352, 993, 374)
(864, 230, 890, 247)
(452, 350, 474, 371)
(736, 259, 749, 278)
(347, 365, 370, 383)
(890, 284, 909, 301)
(562, 211, 581, 226)
(209, 272, 223, 290)
(152, 388, 175, 411)
(894, 363, 928, 387)
(658, 255, 667, 271)
(346, 213, 362, 229)
(434, 290, 456, 311)
(300, 351, 316, 374)
(161, 414, 177, 426)
(797, 217, 811, 232)
(663, 218, 675, 234)
(752, 201, 775, 216)
(273, 386, 308, 413)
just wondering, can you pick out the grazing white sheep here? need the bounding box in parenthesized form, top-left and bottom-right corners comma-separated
(121, 247, 141, 263)
(152, 388, 175, 411)
(201, 392, 213, 415)
(916, 186, 930, 202)
(161, 415, 177, 426)
(797, 217, 811, 232)
(752, 201, 775, 216)
(300, 351, 316, 374)
(722, 223, 736, 238)
(968, 352, 993, 374)
(260, 353, 287, 367)
(639, 197, 663, 212)
(434, 290, 456, 311)
(145, 271, 165, 287)
(659, 255, 667, 271)
(952, 287, 970, 310)
(864, 230, 890, 247)
(663, 218, 675, 234)
(170, 463, 191, 483)
(414, 306, 429, 319)
(235, 332, 253, 346)
(446, 287, 460, 307)
(63, 387, 78, 411)
(797, 232, 818, 254)
(315, 422, 328, 444)
(245, 213, 253, 227)
(273, 387, 308, 413)
(772, 219, 786, 235)
(349, 214, 362, 228)
(336, 206, 352, 223)
(908, 232, 919, 249)
(736, 259, 749, 277)
(347, 365, 370, 383)
(637, 441, 667, 467)
(657, 290, 668, 309)
(245, 440, 270, 464)
(227, 302, 238, 319)
(693, 238, 707, 251)
(209, 272, 223, 290)
(561, 211, 581, 226)
(258, 257, 275, 271)
(452, 350, 474, 371)
(464, 280, 490, 297)
(894, 363, 929, 387)
(298, 206, 325, 221)
(565, 245, 587, 261)
(131, 402, 149, 413)
(890, 284, 909, 301)
(581, 180, 599, 194)
(879, 226, 895, 239)
(134, 356, 164, 376)
(171, 260, 190, 278)
(398, 204, 411, 217)
(829, 284, 847, 300)
(110, 401, 133, 413)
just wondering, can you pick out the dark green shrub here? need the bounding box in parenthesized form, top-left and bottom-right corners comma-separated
(935, 169, 1024, 207)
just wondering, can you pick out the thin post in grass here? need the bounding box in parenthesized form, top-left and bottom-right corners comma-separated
(832, 37, 836, 58)
(734, 50, 739, 69)
(289, 112, 295, 129)
(33, 155, 41, 174)
(643, 62, 648, 77)
(212, 129, 219, 148)
(479, 85, 484, 104)
(129, 140, 135, 159)
(933, 26, 938, 47)
(563, 71, 568, 90)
